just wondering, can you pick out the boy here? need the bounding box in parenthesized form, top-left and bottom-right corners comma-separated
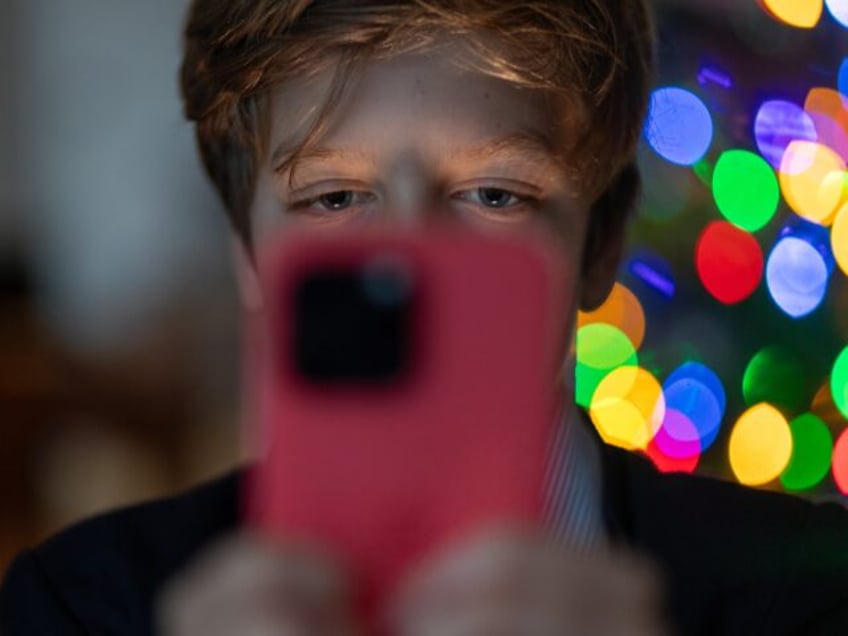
(3, 1, 848, 634)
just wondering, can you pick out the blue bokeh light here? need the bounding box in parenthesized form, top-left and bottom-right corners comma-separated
(766, 235, 831, 318)
(644, 87, 714, 166)
(662, 362, 726, 451)
(627, 251, 677, 299)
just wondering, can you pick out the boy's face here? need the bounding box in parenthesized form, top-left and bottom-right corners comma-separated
(246, 36, 623, 317)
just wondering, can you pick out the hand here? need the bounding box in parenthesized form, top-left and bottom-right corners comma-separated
(157, 532, 358, 636)
(390, 528, 669, 636)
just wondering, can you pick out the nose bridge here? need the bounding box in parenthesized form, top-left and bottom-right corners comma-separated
(382, 150, 442, 225)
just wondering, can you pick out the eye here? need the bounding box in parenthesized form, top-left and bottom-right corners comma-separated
(477, 187, 520, 208)
(288, 190, 377, 215)
(452, 186, 538, 213)
(318, 191, 354, 210)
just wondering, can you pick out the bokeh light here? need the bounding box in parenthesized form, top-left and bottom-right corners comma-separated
(644, 87, 713, 166)
(663, 362, 726, 451)
(645, 431, 700, 474)
(666, 362, 727, 413)
(586, 3, 848, 499)
(765, 236, 830, 318)
(695, 221, 764, 304)
(589, 366, 665, 451)
(651, 408, 702, 459)
(760, 0, 824, 28)
(754, 100, 818, 170)
(578, 283, 646, 350)
(833, 346, 848, 419)
(834, 203, 848, 275)
(575, 324, 637, 408)
(697, 63, 733, 89)
(826, 0, 848, 28)
(628, 254, 676, 299)
(712, 150, 780, 231)
(779, 140, 846, 225)
(780, 413, 833, 491)
(811, 379, 846, 428)
(804, 88, 848, 162)
(743, 346, 809, 413)
(832, 428, 848, 495)
(729, 403, 793, 486)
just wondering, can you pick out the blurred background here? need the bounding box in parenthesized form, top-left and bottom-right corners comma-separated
(1, 0, 847, 576)
(1, 0, 242, 574)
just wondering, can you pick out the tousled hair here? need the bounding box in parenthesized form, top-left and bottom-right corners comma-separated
(179, 0, 656, 252)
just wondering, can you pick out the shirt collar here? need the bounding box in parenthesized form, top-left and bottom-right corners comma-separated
(544, 404, 607, 551)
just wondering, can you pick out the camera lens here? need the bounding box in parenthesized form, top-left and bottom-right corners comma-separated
(361, 255, 414, 308)
(292, 257, 415, 384)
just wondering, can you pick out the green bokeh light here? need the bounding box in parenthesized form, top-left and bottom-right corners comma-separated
(780, 413, 833, 491)
(712, 149, 779, 232)
(833, 347, 848, 419)
(742, 345, 811, 414)
(575, 323, 638, 408)
(692, 158, 713, 188)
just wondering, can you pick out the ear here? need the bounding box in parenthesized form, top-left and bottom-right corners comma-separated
(578, 163, 639, 311)
(230, 235, 265, 313)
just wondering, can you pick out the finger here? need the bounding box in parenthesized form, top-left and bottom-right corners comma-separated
(157, 532, 353, 636)
(394, 531, 669, 636)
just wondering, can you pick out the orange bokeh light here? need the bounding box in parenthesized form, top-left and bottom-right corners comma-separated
(760, 0, 823, 28)
(804, 88, 848, 163)
(578, 282, 646, 350)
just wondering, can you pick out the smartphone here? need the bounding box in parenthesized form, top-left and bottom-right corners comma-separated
(244, 226, 569, 629)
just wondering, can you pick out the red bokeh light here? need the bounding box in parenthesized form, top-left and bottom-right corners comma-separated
(644, 442, 700, 474)
(833, 428, 848, 495)
(695, 221, 764, 304)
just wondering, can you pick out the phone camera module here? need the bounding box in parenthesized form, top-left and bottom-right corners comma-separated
(293, 258, 415, 384)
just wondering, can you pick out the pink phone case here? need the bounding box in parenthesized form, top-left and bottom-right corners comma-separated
(244, 227, 568, 630)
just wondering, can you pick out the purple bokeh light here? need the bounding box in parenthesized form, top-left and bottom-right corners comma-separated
(754, 100, 818, 169)
(697, 64, 733, 89)
(653, 409, 702, 459)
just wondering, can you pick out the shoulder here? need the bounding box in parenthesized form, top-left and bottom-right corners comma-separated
(1, 470, 241, 636)
(606, 444, 848, 553)
(603, 444, 848, 635)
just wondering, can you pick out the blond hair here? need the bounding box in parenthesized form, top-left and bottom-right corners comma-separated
(180, 0, 656, 249)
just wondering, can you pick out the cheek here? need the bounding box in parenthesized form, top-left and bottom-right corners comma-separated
(533, 198, 590, 282)
(530, 202, 589, 376)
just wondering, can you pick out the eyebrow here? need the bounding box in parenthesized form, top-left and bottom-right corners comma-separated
(271, 129, 567, 174)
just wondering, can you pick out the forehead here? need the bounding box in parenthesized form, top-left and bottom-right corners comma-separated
(267, 44, 565, 169)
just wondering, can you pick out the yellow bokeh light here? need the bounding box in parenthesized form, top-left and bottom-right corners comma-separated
(578, 282, 646, 350)
(729, 403, 793, 487)
(761, 0, 823, 28)
(834, 202, 848, 276)
(779, 141, 846, 225)
(589, 366, 665, 451)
